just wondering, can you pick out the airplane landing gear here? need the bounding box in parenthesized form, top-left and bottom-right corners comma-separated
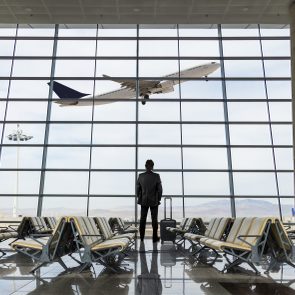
(141, 94, 149, 105)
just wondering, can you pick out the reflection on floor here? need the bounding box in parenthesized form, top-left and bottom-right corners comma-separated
(0, 239, 295, 295)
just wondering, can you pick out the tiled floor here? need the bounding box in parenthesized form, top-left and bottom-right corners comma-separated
(0, 239, 295, 294)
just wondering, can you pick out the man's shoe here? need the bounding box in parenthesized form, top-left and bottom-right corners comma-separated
(140, 237, 144, 242)
(153, 236, 160, 243)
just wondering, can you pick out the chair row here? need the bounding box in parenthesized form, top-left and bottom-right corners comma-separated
(10, 216, 137, 273)
(184, 217, 295, 274)
(0, 216, 58, 258)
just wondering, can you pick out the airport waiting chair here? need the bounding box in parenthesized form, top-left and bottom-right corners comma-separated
(69, 216, 131, 272)
(203, 217, 272, 274)
(45, 217, 58, 231)
(167, 218, 203, 245)
(109, 217, 138, 235)
(184, 218, 221, 247)
(28, 217, 53, 235)
(267, 218, 295, 272)
(11, 217, 75, 273)
(0, 217, 31, 258)
(95, 217, 135, 248)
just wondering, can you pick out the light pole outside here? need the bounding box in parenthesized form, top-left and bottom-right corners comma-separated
(7, 124, 33, 218)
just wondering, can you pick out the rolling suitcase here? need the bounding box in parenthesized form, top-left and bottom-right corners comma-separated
(160, 197, 176, 244)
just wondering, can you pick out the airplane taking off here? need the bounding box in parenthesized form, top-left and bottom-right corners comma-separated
(49, 62, 220, 106)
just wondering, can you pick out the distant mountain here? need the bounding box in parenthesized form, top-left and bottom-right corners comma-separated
(0, 198, 293, 222)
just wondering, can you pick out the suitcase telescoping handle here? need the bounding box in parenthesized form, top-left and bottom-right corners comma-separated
(164, 197, 172, 220)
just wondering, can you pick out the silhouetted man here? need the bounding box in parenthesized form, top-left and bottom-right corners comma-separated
(137, 159, 162, 243)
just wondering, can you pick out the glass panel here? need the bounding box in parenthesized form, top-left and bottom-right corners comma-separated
(180, 81, 223, 99)
(42, 197, 87, 216)
(226, 81, 266, 99)
(228, 102, 268, 121)
(0, 147, 43, 168)
(222, 40, 261, 56)
(15, 40, 54, 56)
(139, 102, 180, 121)
(179, 40, 219, 56)
(139, 60, 178, 77)
(17, 27, 55, 36)
(0, 171, 41, 194)
(261, 40, 290, 56)
(0, 197, 38, 218)
(266, 81, 291, 99)
(184, 172, 230, 195)
(182, 102, 224, 121)
(9, 80, 50, 98)
(92, 124, 135, 144)
(0, 40, 15, 56)
(139, 27, 177, 37)
(138, 124, 180, 145)
(56, 40, 96, 56)
(231, 148, 274, 170)
(264, 60, 291, 77)
(0, 60, 13, 77)
(138, 148, 181, 169)
(272, 125, 292, 145)
(182, 124, 226, 145)
(139, 40, 178, 56)
(6, 101, 47, 121)
(12, 60, 52, 77)
(281, 198, 295, 219)
(224, 60, 263, 77)
(156, 197, 183, 221)
(155, 172, 182, 195)
(43, 172, 89, 194)
(274, 148, 293, 170)
(98, 27, 136, 37)
(183, 148, 228, 169)
(96, 60, 136, 77)
(278, 173, 294, 196)
(90, 172, 134, 195)
(221, 26, 259, 37)
(185, 198, 231, 220)
(0, 80, 9, 97)
(58, 28, 97, 37)
(179, 27, 218, 37)
(233, 172, 277, 195)
(55, 60, 95, 77)
(235, 198, 280, 216)
(46, 147, 90, 169)
(92, 147, 135, 169)
(89, 197, 135, 219)
(48, 124, 91, 145)
(229, 125, 271, 145)
(3, 123, 45, 145)
(269, 102, 292, 122)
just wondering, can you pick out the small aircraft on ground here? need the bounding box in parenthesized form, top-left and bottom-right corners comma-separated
(49, 62, 220, 106)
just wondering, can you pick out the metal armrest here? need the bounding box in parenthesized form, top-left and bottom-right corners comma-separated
(30, 233, 52, 238)
(8, 225, 18, 232)
(237, 234, 262, 248)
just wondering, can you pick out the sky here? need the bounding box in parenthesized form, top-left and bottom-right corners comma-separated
(0, 25, 293, 218)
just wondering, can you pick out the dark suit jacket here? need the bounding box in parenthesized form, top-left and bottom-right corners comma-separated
(137, 171, 163, 207)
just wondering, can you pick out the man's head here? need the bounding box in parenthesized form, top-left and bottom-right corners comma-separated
(145, 159, 154, 171)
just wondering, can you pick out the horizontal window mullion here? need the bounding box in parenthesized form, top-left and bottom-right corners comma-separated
(0, 168, 293, 172)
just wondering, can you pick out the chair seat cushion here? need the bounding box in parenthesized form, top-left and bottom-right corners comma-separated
(0, 232, 18, 240)
(91, 238, 130, 251)
(11, 237, 50, 250)
(205, 239, 251, 252)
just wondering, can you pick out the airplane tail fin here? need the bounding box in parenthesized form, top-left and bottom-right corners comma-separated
(48, 81, 89, 99)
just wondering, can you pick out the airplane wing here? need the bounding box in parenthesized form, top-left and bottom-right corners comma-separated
(102, 74, 160, 95)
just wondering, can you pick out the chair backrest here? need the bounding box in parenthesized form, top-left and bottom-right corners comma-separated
(95, 217, 114, 240)
(195, 218, 207, 235)
(204, 218, 216, 236)
(213, 218, 231, 240)
(46, 217, 57, 230)
(208, 218, 222, 238)
(39, 217, 51, 231)
(241, 217, 269, 247)
(271, 219, 293, 251)
(183, 218, 195, 231)
(16, 217, 30, 238)
(226, 217, 245, 243)
(179, 218, 188, 230)
(70, 216, 103, 247)
(48, 217, 76, 259)
(233, 217, 255, 246)
(117, 218, 125, 229)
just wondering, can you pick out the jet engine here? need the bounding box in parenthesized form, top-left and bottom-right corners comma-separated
(151, 80, 174, 94)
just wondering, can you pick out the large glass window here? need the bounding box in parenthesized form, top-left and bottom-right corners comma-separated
(0, 25, 291, 220)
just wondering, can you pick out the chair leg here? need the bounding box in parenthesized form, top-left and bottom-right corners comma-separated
(57, 257, 68, 271)
(222, 258, 242, 273)
(30, 262, 46, 274)
(0, 249, 6, 258)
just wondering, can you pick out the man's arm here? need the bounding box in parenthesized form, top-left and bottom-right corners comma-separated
(136, 176, 142, 204)
(156, 174, 163, 204)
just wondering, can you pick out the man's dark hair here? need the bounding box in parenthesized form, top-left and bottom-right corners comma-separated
(145, 159, 154, 170)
